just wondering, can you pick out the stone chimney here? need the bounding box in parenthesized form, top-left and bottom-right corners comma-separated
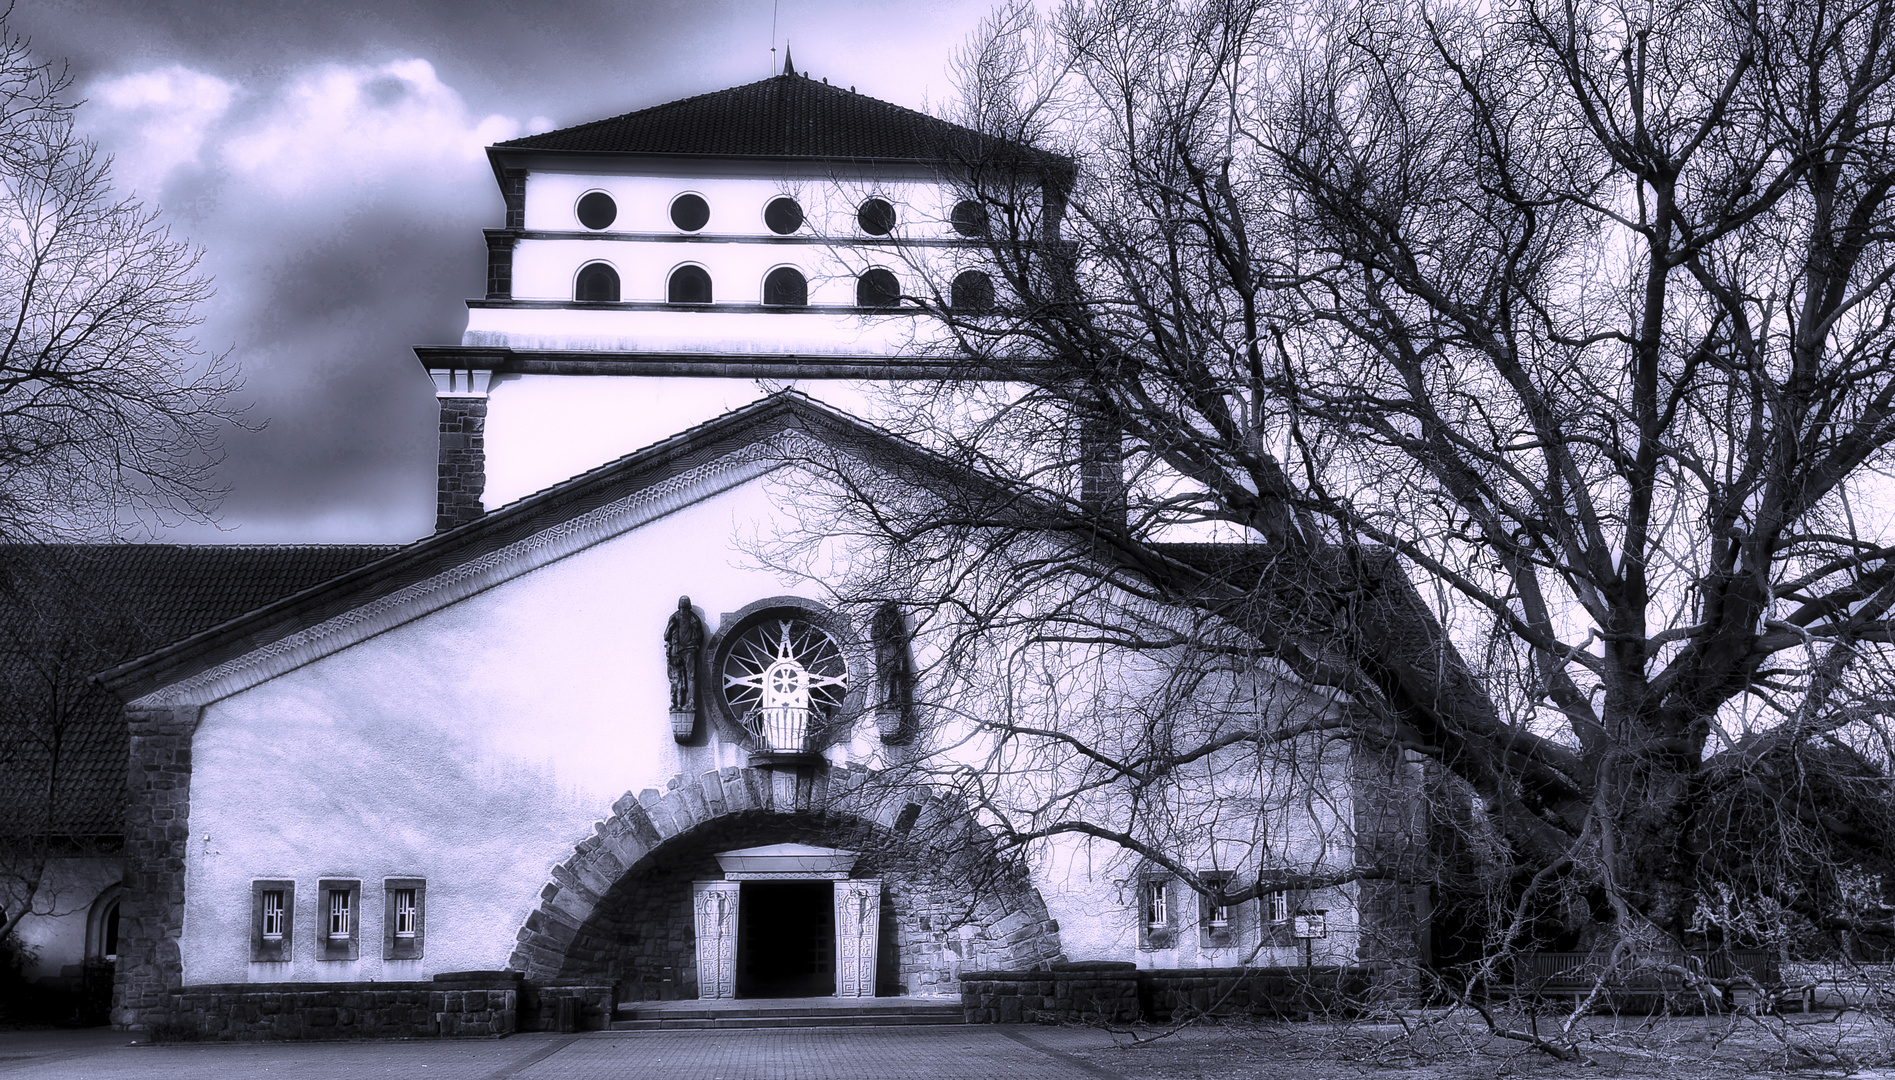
(431, 367, 492, 533)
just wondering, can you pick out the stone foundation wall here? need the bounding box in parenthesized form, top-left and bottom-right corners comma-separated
(960, 967, 1141, 1023)
(961, 965, 1379, 1024)
(150, 971, 614, 1041)
(161, 981, 518, 1041)
(519, 981, 615, 1032)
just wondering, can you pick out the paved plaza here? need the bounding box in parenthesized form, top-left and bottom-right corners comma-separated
(0, 1026, 1140, 1080)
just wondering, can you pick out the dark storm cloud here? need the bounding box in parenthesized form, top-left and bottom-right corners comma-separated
(8, 0, 993, 541)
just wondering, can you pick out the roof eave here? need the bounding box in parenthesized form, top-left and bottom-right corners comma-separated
(486, 143, 1062, 174)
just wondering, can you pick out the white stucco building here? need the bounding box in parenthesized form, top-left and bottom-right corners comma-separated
(0, 63, 1433, 1036)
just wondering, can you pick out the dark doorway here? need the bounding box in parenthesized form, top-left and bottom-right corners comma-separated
(737, 881, 834, 997)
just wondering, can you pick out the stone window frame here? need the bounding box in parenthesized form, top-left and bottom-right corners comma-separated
(1137, 872, 1177, 950)
(250, 879, 294, 962)
(1197, 871, 1236, 949)
(317, 878, 360, 961)
(384, 878, 426, 960)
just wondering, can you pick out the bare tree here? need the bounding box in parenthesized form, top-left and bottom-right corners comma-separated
(0, 15, 236, 540)
(774, 0, 1895, 1023)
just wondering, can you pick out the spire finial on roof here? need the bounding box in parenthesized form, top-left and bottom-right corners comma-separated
(783, 45, 795, 77)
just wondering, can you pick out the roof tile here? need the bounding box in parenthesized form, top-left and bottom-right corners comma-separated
(0, 545, 400, 839)
(498, 73, 1052, 166)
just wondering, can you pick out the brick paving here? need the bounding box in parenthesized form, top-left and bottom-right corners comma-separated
(0, 1026, 1136, 1080)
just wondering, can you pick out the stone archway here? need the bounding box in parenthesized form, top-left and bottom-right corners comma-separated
(509, 763, 1062, 999)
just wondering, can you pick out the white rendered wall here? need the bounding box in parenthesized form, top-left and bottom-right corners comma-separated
(461, 305, 951, 356)
(178, 477, 872, 985)
(178, 467, 1370, 984)
(479, 376, 888, 508)
(477, 165, 993, 356)
(522, 171, 971, 241)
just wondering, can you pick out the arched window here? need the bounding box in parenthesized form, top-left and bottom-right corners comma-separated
(856, 268, 900, 308)
(103, 899, 120, 961)
(764, 197, 804, 235)
(763, 267, 807, 307)
(952, 270, 995, 313)
(857, 197, 896, 236)
(87, 884, 125, 963)
(951, 199, 989, 237)
(575, 262, 620, 302)
(669, 264, 713, 304)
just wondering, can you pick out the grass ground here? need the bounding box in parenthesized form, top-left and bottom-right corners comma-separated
(1046, 1010, 1895, 1079)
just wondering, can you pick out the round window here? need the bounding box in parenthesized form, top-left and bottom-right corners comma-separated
(576, 191, 617, 230)
(670, 193, 710, 232)
(764, 196, 804, 235)
(719, 614, 851, 751)
(857, 197, 896, 236)
(951, 199, 989, 237)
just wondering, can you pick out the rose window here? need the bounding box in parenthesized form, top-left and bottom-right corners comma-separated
(720, 617, 849, 753)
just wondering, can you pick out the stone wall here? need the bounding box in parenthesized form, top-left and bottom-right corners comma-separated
(160, 977, 520, 1041)
(960, 965, 1141, 1023)
(145, 971, 615, 1041)
(518, 981, 615, 1032)
(518, 763, 1063, 999)
(113, 705, 197, 1031)
(961, 965, 1379, 1024)
(1350, 743, 1428, 972)
(435, 396, 487, 532)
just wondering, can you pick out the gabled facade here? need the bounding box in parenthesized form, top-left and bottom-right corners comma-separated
(71, 68, 1429, 1038)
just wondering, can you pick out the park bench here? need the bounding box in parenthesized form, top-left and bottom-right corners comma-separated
(1514, 950, 1805, 1012)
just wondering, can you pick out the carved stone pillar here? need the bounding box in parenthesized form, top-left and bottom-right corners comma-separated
(833, 879, 881, 998)
(691, 881, 740, 999)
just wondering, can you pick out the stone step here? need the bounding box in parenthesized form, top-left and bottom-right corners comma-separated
(610, 997, 964, 1030)
(609, 1011, 966, 1030)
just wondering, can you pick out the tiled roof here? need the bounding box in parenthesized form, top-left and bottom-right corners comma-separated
(0, 545, 400, 840)
(497, 72, 1055, 166)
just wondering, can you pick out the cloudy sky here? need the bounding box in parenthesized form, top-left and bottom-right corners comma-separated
(20, 0, 995, 543)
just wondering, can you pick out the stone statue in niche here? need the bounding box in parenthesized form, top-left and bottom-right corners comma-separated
(664, 596, 703, 740)
(872, 602, 914, 743)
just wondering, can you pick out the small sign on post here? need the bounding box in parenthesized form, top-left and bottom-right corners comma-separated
(1293, 910, 1327, 972)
